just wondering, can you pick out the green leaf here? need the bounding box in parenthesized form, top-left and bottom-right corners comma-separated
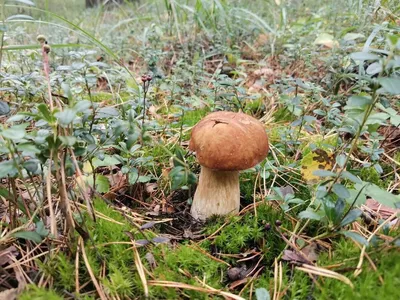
(23, 159, 40, 173)
(95, 175, 110, 193)
(334, 198, 345, 223)
(336, 154, 346, 168)
(169, 166, 189, 190)
(0, 160, 18, 178)
(2, 124, 27, 139)
(350, 52, 380, 61)
(365, 112, 390, 125)
(138, 175, 151, 183)
(390, 115, 400, 126)
(35, 220, 49, 238)
(314, 33, 338, 48)
(378, 78, 400, 95)
(6, 14, 34, 21)
(0, 101, 10, 115)
(346, 96, 372, 107)
(366, 62, 382, 75)
(37, 103, 54, 123)
(340, 209, 362, 227)
(128, 168, 139, 184)
(298, 210, 322, 221)
(363, 183, 400, 208)
(332, 184, 350, 199)
(260, 169, 270, 179)
(12, 0, 35, 5)
(312, 170, 336, 177)
(75, 100, 92, 112)
(6, 114, 25, 123)
(55, 108, 77, 127)
(341, 231, 369, 246)
(92, 155, 121, 168)
(255, 288, 271, 300)
(172, 147, 185, 167)
(59, 136, 77, 147)
(96, 107, 119, 119)
(17, 143, 40, 155)
(13, 231, 43, 243)
(340, 171, 362, 184)
(346, 188, 367, 205)
(343, 33, 364, 41)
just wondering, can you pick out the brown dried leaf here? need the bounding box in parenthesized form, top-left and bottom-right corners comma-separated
(364, 198, 400, 219)
(0, 288, 18, 300)
(145, 182, 158, 194)
(140, 221, 156, 230)
(302, 244, 319, 262)
(145, 252, 157, 269)
(106, 170, 125, 187)
(253, 67, 274, 77)
(282, 244, 318, 264)
(248, 79, 265, 93)
(282, 250, 307, 263)
(149, 105, 161, 120)
(227, 265, 247, 281)
(0, 246, 18, 266)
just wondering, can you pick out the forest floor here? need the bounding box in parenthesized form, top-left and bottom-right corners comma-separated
(0, 0, 399, 299)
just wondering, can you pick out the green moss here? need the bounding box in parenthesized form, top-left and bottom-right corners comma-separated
(150, 244, 225, 299)
(313, 240, 400, 299)
(19, 285, 63, 300)
(273, 106, 296, 122)
(240, 171, 257, 202)
(274, 236, 400, 300)
(181, 108, 210, 127)
(394, 151, 400, 164)
(90, 92, 115, 102)
(102, 264, 135, 299)
(243, 98, 264, 114)
(359, 167, 385, 188)
(203, 204, 287, 260)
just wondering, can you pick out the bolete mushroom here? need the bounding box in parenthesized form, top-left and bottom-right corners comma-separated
(189, 111, 269, 220)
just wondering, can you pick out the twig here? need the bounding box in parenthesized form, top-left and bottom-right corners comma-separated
(79, 237, 107, 300)
(148, 280, 245, 300)
(354, 211, 399, 277)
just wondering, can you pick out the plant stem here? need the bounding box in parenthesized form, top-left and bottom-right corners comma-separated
(327, 89, 379, 193)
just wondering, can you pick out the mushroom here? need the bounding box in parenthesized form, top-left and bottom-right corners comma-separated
(189, 111, 269, 220)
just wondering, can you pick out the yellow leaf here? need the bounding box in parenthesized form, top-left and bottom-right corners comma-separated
(314, 33, 339, 49)
(82, 161, 93, 174)
(301, 149, 335, 184)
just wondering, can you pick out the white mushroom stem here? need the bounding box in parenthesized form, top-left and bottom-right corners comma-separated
(191, 166, 240, 220)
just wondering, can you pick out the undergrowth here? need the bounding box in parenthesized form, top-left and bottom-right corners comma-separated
(0, 0, 399, 299)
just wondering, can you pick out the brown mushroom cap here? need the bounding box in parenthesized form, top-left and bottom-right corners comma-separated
(189, 111, 269, 171)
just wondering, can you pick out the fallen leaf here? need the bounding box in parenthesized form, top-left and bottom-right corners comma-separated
(301, 149, 335, 184)
(145, 252, 157, 269)
(248, 79, 265, 93)
(152, 236, 170, 244)
(0, 246, 18, 266)
(282, 244, 318, 264)
(314, 33, 339, 48)
(149, 105, 161, 119)
(145, 182, 158, 194)
(0, 288, 18, 300)
(302, 244, 319, 262)
(140, 221, 156, 230)
(106, 170, 125, 187)
(280, 186, 295, 198)
(253, 67, 274, 77)
(363, 198, 400, 225)
(135, 239, 150, 246)
(227, 265, 248, 281)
